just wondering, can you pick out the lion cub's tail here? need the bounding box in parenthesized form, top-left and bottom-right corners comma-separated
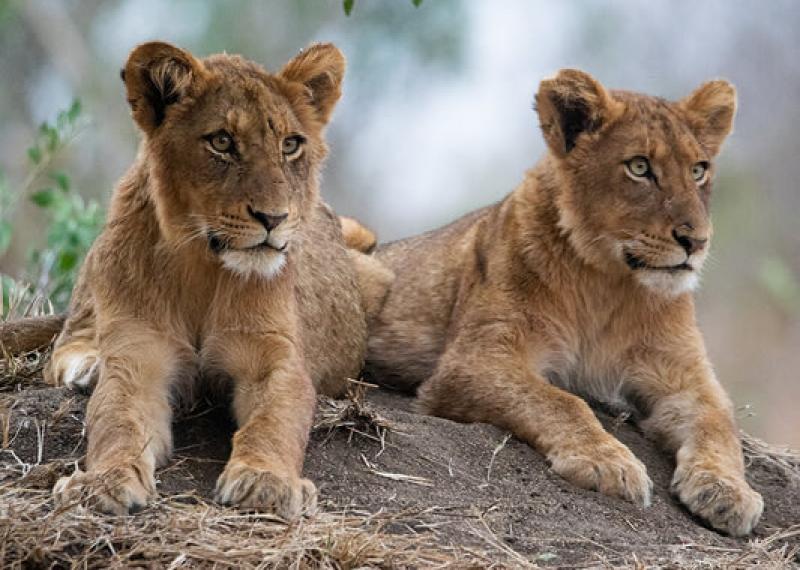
(0, 315, 65, 354)
(338, 215, 394, 319)
(339, 216, 377, 254)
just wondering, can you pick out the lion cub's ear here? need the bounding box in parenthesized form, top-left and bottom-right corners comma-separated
(535, 69, 622, 158)
(679, 80, 736, 156)
(122, 41, 206, 134)
(279, 43, 346, 125)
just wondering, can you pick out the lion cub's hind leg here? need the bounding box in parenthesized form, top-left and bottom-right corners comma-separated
(46, 305, 99, 392)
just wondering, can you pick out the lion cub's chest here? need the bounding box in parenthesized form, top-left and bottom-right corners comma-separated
(532, 301, 641, 409)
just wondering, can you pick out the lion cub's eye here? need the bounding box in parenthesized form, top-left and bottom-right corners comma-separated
(282, 135, 305, 159)
(208, 131, 234, 154)
(625, 156, 651, 179)
(692, 161, 709, 182)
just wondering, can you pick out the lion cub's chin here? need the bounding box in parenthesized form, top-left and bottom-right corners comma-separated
(221, 250, 287, 280)
(634, 269, 700, 297)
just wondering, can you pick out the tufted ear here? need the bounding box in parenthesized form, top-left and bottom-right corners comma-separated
(679, 80, 736, 156)
(535, 69, 622, 157)
(279, 43, 346, 125)
(121, 41, 206, 134)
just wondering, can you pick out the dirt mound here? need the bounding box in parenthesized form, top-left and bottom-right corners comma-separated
(1, 381, 799, 568)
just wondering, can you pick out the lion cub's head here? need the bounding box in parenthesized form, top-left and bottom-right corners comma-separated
(122, 41, 345, 279)
(535, 70, 736, 296)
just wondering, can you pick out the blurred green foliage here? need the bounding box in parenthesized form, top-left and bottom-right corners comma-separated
(758, 256, 800, 317)
(1, 99, 103, 315)
(0, 173, 11, 256)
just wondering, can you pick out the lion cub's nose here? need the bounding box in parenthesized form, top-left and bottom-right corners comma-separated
(672, 225, 708, 255)
(247, 206, 288, 232)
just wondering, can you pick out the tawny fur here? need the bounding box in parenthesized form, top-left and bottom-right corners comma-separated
(346, 70, 762, 536)
(339, 216, 377, 253)
(44, 41, 366, 518)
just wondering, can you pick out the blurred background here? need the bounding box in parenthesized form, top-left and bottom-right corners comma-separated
(0, 0, 798, 447)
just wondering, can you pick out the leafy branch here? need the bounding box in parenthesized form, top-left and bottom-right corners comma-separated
(1, 99, 103, 314)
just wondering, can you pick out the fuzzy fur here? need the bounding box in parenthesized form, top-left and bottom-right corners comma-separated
(46, 41, 366, 518)
(345, 70, 762, 536)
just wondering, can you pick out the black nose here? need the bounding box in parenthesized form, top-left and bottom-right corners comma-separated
(247, 206, 288, 232)
(672, 225, 708, 255)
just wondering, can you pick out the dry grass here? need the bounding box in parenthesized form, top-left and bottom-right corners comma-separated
(742, 431, 800, 486)
(0, 278, 53, 392)
(0, 380, 500, 568)
(0, 346, 50, 392)
(1, 363, 799, 567)
(0, 277, 53, 323)
(315, 379, 394, 452)
(0, 483, 491, 568)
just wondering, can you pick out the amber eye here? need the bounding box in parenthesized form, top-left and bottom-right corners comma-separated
(692, 162, 708, 182)
(282, 135, 305, 158)
(625, 156, 651, 179)
(209, 131, 233, 153)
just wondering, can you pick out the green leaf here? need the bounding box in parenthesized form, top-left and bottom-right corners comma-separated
(31, 189, 56, 207)
(343, 0, 354, 15)
(57, 250, 78, 272)
(412, 0, 423, 6)
(67, 99, 82, 123)
(0, 220, 11, 254)
(27, 145, 42, 165)
(45, 126, 59, 151)
(50, 171, 71, 192)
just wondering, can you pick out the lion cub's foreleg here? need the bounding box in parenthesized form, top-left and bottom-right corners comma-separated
(416, 321, 653, 505)
(53, 324, 182, 514)
(631, 347, 763, 536)
(209, 334, 317, 519)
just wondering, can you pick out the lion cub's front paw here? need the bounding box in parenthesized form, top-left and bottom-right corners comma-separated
(214, 459, 317, 519)
(549, 438, 653, 506)
(672, 465, 763, 536)
(53, 463, 156, 515)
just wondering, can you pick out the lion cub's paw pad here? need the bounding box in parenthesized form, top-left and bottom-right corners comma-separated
(550, 441, 653, 506)
(214, 462, 317, 519)
(53, 464, 155, 515)
(672, 467, 763, 536)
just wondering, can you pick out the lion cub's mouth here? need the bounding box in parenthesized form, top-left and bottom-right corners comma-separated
(624, 252, 692, 272)
(208, 234, 287, 255)
(242, 239, 287, 253)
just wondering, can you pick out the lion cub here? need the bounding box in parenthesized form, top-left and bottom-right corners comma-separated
(346, 70, 763, 536)
(46, 42, 366, 518)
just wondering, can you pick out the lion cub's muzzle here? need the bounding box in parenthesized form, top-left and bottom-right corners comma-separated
(207, 206, 291, 255)
(624, 224, 709, 273)
(207, 207, 293, 280)
(621, 225, 710, 295)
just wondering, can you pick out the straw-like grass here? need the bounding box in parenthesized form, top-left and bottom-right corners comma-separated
(0, 482, 493, 568)
(1, 325, 799, 567)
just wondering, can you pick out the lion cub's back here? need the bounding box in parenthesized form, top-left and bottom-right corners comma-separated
(365, 206, 494, 391)
(295, 203, 368, 397)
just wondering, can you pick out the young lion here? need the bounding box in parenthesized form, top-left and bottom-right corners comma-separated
(35, 41, 367, 517)
(345, 70, 763, 536)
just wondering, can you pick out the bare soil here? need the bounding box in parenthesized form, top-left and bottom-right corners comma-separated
(1, 376, 799, 568)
